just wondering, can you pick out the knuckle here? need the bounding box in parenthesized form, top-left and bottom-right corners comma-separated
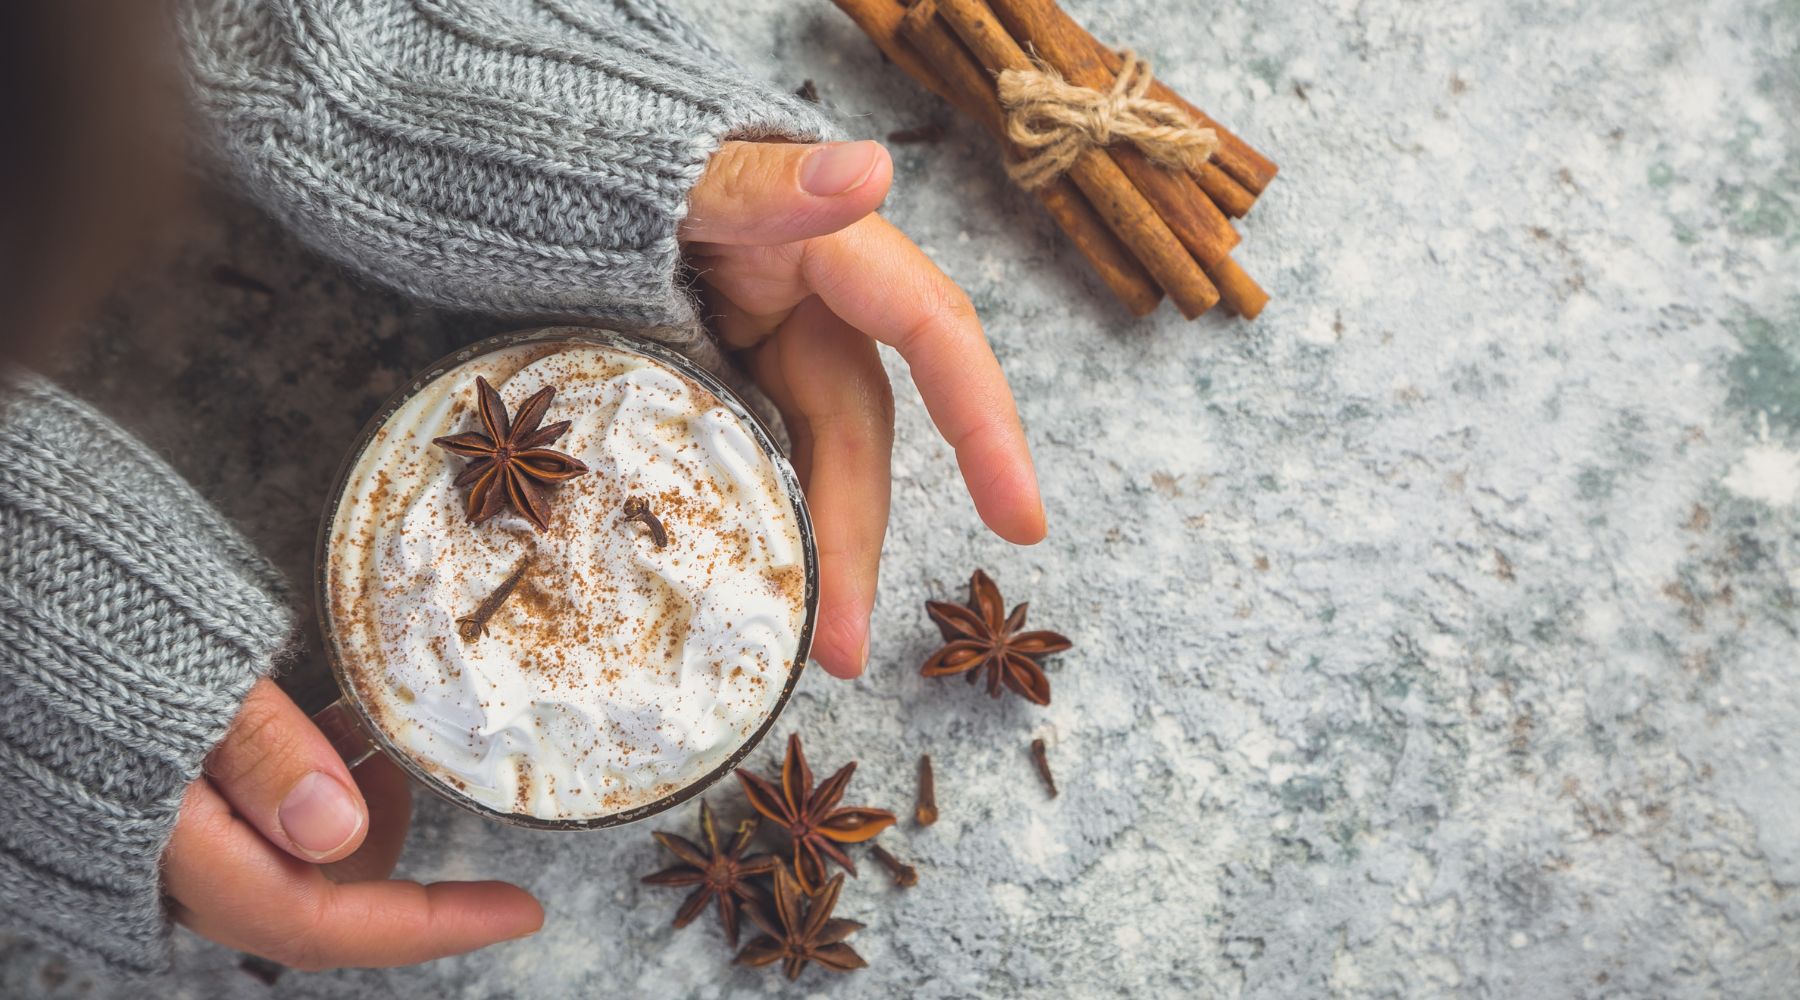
(845, 376, 896, 441)
(274, 894, 337, 971)
(208, 695, 303, 791)
(902, 281, 980, 356)
(702, 144, 768, 205)
(937, 284, 981, 331)
(709, 154, 752, 203)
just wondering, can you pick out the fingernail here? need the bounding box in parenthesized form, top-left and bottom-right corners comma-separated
(800, 141, 881, 196)
(279, 772, 363, 858)
(858, 634, 871, 672)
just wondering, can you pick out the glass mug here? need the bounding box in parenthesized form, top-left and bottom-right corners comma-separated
(311, 328, 818, 830)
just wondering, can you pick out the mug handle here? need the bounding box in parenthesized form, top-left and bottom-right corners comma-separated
(312, 696, 379, 768)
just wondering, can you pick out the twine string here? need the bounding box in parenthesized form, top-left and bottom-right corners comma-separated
(997, 49, 1219, 191)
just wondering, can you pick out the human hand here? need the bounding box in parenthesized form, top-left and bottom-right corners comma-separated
(683, 140, 1046, 679)
(165, 679, 543, 970)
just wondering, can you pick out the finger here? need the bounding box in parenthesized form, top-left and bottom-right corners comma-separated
(681, 140, 892, 246)
(205, 678, 369, 863)
(801, 215, 1046, 543)
(168, 780, 543, 971)
(694, 271, 788, 350)
(323, 754, 412, 884)
(688, 242, 811, 336)
(742, 327, 816, 491)
(750, 299, 894, 678)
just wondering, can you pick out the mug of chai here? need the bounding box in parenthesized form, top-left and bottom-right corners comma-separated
(312, 328, 817, 830)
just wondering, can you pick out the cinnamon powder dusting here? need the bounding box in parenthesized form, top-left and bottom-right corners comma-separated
(323, 340, 810, 822)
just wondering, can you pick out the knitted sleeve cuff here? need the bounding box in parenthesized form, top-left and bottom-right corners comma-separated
(0, 373, 294, 976)
(182, 0, 840, 344)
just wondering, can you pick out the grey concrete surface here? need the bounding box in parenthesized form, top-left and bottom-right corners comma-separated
(3, 0, 1797, 996)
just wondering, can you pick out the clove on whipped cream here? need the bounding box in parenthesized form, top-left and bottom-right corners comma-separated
(324, 338, 810, 822)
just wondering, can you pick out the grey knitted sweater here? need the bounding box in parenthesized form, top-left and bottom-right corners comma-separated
(2, 0, 829, 977)
(0, 375, 293, 972)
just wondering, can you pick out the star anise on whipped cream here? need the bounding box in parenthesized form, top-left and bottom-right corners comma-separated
(432, 376, 587, 532)
(922, 569, 1072, 705)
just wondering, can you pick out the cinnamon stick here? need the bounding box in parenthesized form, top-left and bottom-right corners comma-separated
(985, 0, 1259, 218)
(1193, 161, 1257, 219)
(932, 0, 1220, 318)
(1106, 50, 1279, 197)
(984, 0, 1269, 318)
(963, 0, 1242, 264)
(1008, 0, 1278, 195)
(1204, 255, 1269, 320)
(828, 0, 1161, 315)
(828, 0, 952, 104)
(896, 1, 1162, 316)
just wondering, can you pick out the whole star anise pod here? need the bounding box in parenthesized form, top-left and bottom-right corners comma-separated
(736, 864, 866, 980)
(736, 734, 896, 893)
(432, 376, 588, 532)
(640, 799, 777, 947)
(922, 569, 1072, 705)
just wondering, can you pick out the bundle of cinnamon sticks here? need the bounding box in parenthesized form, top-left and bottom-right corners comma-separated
(830, 0, 1277, 320)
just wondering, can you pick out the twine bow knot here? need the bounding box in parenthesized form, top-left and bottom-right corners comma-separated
(997, 49, 1219, 191)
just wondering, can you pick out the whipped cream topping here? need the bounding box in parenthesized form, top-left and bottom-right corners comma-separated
(325, 338, 810, 821)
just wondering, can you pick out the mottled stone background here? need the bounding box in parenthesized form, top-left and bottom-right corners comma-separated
(4, 0, 1798, 996)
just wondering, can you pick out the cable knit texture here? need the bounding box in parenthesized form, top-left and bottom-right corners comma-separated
(181, 0, 838, 367)
(0, 373, 294, 976)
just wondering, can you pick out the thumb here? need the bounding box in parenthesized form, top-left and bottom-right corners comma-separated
(204, 678, 370, 864)
(680, 140, 892, 246)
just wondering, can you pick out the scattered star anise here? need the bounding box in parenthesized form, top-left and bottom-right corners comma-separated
(640, 799, 778, 948)
(736, 864, 866, 980)
(432, 376, 588, 532)
(922, 569, 1072, 705)
(737, 734, 896, 894)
